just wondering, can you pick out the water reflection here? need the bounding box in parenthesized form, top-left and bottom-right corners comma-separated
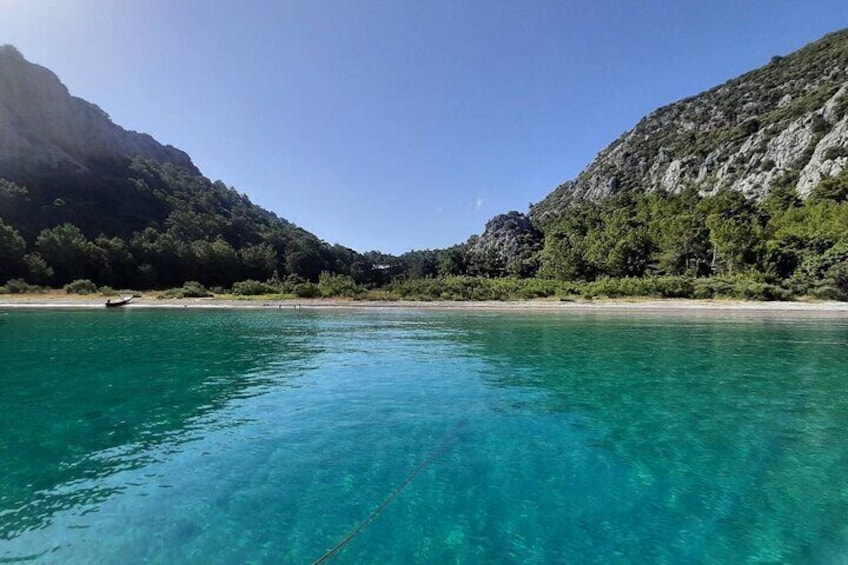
(2, 310, 485, 563)
(0, 310, 324, 538)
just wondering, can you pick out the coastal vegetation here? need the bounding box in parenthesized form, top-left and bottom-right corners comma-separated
(2, 32, 848, 302)
(0, 161, 378, 290)
(1, 162, 847, 301)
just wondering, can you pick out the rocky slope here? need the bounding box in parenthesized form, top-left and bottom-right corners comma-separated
(531, 29, 848, 227)
(0, 45, 197, 179)
(467, 211, 542, 277)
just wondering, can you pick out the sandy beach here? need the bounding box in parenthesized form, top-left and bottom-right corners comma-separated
(2, 294, 848, 315)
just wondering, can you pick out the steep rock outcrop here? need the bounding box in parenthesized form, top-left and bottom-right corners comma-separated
(468, 211, 543, 276)
(531, 29, 848, 227)
(0, 45, 197, 179)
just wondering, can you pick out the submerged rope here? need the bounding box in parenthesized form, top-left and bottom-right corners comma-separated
(312, 419, 468, 564)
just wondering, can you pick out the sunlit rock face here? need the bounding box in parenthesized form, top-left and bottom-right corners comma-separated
(468, 211, 543, 277)
(530, 30, 848, 227)
(0, 45, 197, 180)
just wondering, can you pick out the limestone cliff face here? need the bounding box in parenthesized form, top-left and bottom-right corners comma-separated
(531, 29, 848, 227)
(468, 211, 543, 277)
(0, 45, 197, 179)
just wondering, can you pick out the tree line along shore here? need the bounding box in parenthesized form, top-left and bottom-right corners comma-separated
(1, 158, 847, 302)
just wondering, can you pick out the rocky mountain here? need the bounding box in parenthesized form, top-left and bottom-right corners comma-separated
(467, 211, 542, 277)
(0, 44, 197, 180)
(531, 29, 848, 227)
(0, 47, 370, 289)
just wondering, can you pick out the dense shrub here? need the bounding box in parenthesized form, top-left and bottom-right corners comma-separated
(808, 283, 846, 300)
(318, 272, 362, 297)
(826, 262, 848, 295)
(158, 281, 212, 299)
(99, 286, 118, 296)
(232, 279, 279, 296)
(737, 280, 792, 301)
(0, 278, 43, 294)
(580, 277, 695, 299)
(63, 279, 98, 294)
(692, 279, 721, 299)
(380, 276, 577, 301)
(691, 275, 792, 301)
(293, 282, 320, 298)
(181, 281, 212, 297)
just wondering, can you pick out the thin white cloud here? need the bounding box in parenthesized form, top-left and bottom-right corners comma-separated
(475, 197, 484, 211)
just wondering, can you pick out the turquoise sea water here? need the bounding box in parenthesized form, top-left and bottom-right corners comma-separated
(1, 309, 848, 563)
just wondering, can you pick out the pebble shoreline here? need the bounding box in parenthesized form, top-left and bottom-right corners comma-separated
(2, 296, 848, 316)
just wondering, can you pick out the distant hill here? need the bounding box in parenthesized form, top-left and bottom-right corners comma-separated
(531, 29, 848, 227)
(0, 46, 371, 289)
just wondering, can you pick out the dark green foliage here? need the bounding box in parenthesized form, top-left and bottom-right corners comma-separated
(0, 278, 42, 294)
(0, 219, 27, 282)
(0, 179, 28, 199)
(833, 91, 848, 120)
(437, 245, 470, 276)
(188, 238, 239, 287)
(531, 172, 848, 299)
(0, 180, 29, 232)
(808, 168, 848, 203)
(691, 276, 792, 301)
(94, 235, 135, 288)
(63, 279, 98, 294)
(761, 184, 801, 214)
(789, 242, 848, 296)
(231, 279, 279, 296)
(159, 281, 212, 299)
(379, 276, 581, 301)
(702, 190, 764, 274)
(399, 250, 440, 279)
(35, 223, 105, 285)
(181, 281, 212, 297)
(362, 251, 407, 283)
(292, 282, 320, 298)
(382, 276, 696, 300)
(467, 247, 506, 278)
(649, 189, 711, 275)
(230, 272, 366, 298)
(0, 159, 372, 289)
(317, 272, 363, 297)
(584, 199, 654, 278)
(823, 146, 848, 161)
(827, 262, 848, 296)
(579, 277, 695, 299)
(24, 254, 53, 285)
(239, 243, 277, 281)
(284, 239, 328, 282)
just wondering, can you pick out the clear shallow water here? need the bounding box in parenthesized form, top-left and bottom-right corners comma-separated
(1, 309, 848, 563)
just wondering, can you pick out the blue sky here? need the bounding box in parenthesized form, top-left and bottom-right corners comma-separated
(1, 1, 846, 253)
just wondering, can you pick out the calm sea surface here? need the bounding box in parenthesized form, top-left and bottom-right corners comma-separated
(1, 308, 847, 563)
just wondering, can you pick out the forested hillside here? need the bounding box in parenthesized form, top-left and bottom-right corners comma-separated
(0, 46, 372, 290)
(0, 161, 374, 289)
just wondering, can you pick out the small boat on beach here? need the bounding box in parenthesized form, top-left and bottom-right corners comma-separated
(105, 296, 133, 308)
